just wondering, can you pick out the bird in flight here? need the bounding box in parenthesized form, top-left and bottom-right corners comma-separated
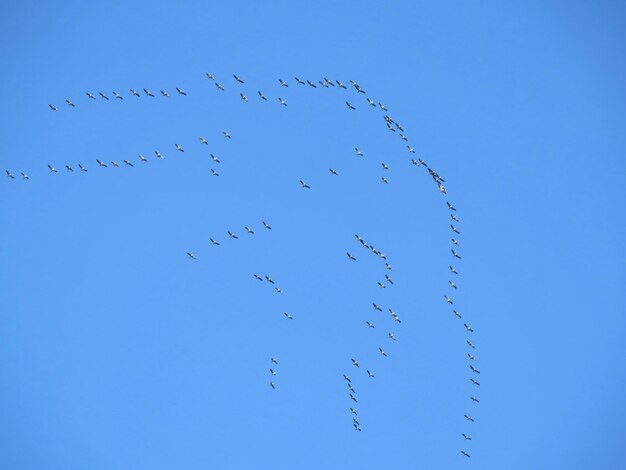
(227, 231, 239, 239)
(96, 159, 107, 168)
(373, 303, 382, 312)
(262, 221, 272, 230)
(447, 201, 457, 211)
(86, 92, 96, 99)
(65, 99, 75, 107)
(113, 91, 123, 100)
(299, 180, 311, 189)
(345, 101, 356, 110)
(278, 97, 287, 106)
(450, 265, 458, 274)
(211, 169, 219, 177)
(366, 321, 375, 328)
(346, 252, 356, 261)
(210, 238, 220, 246)
(470, 396, 479, 403)
(351, 358, 359, 368)
(253, 274, 263, 281)
(240, 92, 248, 102)
(271, 357, 279, 364)
(464, 323, 474, 332)
(269, 369, 277, 376)
(65, 165, 73, 172)
(367, 370, 375, 378)
(233, 74, 244, 83)
(176, 87, 187, 96)
(99, 92, 109, 100)
(444, 295, 454, 304)
(464, 414, 475, 422)
(79, 163, 88, 172)
(143, 88, 155, 97)
(279, 78, 288, 87)
(21, 172, 29, 180)
(124, 160, 134, 167)
(470, 378, 480, 386)
(6, 170, 14, 179)
(451, 249, 462, 259)
(160, 90, 170, 97)
(130, 88, 140, 97)
(461, 451, 471, 458)
(283, 312, 293, 320)
(295, 77, 305, 85)
(388, 333, 397, 341)
(379, 347, 387, 357)
(154, 151, 164, 160)
(215, 82, 225, 91)
(245, 226, 254, 234)
(270, 382, 276, 389)
(48, 164, 58, 173)
(258, 91, 267, 100)
(199, 136, 208, 145)
(175, 144, 184, 152)
(355, 148, 363, 157)
(223, 131, 231, 139)
(187, 252, 197, 260)
(49, 104, 58, 111)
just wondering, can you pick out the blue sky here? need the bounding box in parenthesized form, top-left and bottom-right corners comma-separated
(1, 1, 625, 469)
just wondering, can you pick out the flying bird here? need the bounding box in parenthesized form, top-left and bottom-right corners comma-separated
(253, 274, 263, 281)
(215, 82, 225, 91)
(278, 97, 287, 106)
(258, 91, 267, 100)
(227, 231, 239, 239)
(470, 378, 481, 386)
(295, 77, 305, 85)
(187, 252, 197, 260)
(467, 353, 476, 361)
(223, 131, 231, 139)
(462, 433, 472, 440)
(98, 92, 109, 100)
(355, 148, 363, 156)
(464, 415, 475, 422)
(211, 154, 220, 163)
(451, 249, 462, 259)
(345, 101, 356, 110)
(454, 310, 462, 319)
(351, 358, 359, 368)
(450, 265, 459, 274)
(143, 88, 155, 97)
(123, 160, 134, 167)
(65, 165, 73, 172)
(160, 90, 170, 97)
(262, 221, 272, 230)
(65, 99, 75, 107)
(113, 91, 123, 100)
(350, 394, 358, 403)
(451, 214, 460, 222)
(48, 164, 58, 173)
(385, 274, 394, 284)
(21, 172, 29, 180)
(346, 252, 356, 261)
(79, 164, 88, 172)
(470, 396, 479, 403)
(5, 170, 14, 179)
(270, 369, 277, 376)
(381, 177, 389, 184)
(306, 80, 317, 88)
(233, 74, 244, 83)
(211, 169, 219, 177)
(240, 93, 248, 102)
(466, 340, 475, 349)
(271, 357, 279, 364)
(176, 87, 187, 95)
(96, 159, 107, 168)
(130, 89, 140, 97)
(275, 287, 283, 294)
(367, 370, 375, 378)
(464, 323, 474, 332)
(139, 155, 148, 162)
(49, 104, 58, 111)
(210, 238, 220, 246)
(350, 407, 358, 415)
(379, 102, 388, 111)
(388, 333, 397, 341)
(461, 451, 471, 458)
(451, 224, 460, 234)
(447, 201, 457, 211)
(449, 280, 457, 289)
(373, 303, 382, 312)
(270, 382, 276, 389)
(175, 144, 184, 152)
(299, 180, 311, 189)
(366, 321, 375, 328)
(470, 365, 480, 374)
(86, 92, 96, 99)
(379, 347, 387, 357)
(199, 136, 208, 145)
(367, 98, 376, 106)
(153, 151, 163, 160)
(444, 295, 454, 304)
(279, 79, 288, 87)
(206, 73, 215, 80)
(343, 374, 351, 382)
(265, 275, 274, 284)
(336, 80, 347, 89)
(284, 312, 293, 320)
(245, 226, 254, 234)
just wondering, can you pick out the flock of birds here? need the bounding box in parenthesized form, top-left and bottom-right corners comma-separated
(4, 73, 480, 459)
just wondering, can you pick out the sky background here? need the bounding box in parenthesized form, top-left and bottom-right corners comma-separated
(1, 1, 625, 469)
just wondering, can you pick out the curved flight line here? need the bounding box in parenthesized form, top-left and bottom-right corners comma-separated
(6, 73, 480, 460)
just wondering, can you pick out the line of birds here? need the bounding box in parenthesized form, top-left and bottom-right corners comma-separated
(8, 72, 480, 460)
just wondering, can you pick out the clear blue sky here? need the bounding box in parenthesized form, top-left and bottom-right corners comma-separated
(1, 1, 625, 469)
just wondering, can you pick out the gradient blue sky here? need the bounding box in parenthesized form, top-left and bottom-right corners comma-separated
(1, 1, 625, 469)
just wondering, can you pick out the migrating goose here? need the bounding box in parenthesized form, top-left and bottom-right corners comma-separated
(233, 74, 244, 83)
(265, 275, 274, 284)
(270, 382, 276, 389)
(355, 148, 363, 156)
(467, 353, 476, 361)
(464, 414, 475, 422)
(295, 77, 305, 85)
(451, 224, 460, 234)
(206, 73, 215, 80)
(284, 312, 293, 320)
(343, 374, 351, 382)
(366, 98, 376, 106)
(199, 136, 208, 145)
(96, 159, 107, 168)
(186, 252, 197, 260)
(215, 82, 225, 91)
(470, 378, 481, 386)
(407, 145, 416, 154)
(350, 394, 358, 403)
(5, 170, 14, 179)
(21, 172, 29, 180)
(98, 92, 109, 100)
(175, 144, 184, 152)
(253, 274, 263, 281)
(210, 168, 219, 176)
(438, 184, 447, 194)
(365, 321, 375, 328)
(449, 280, 457, 289)
(336, 80, 347, 89)
(86, 92, 96, 99)
(79, 163, 88, 172)
(372, 303, 382, 312)
(278, 97, 287, 106)
(388, 333, 397, 341)
(447, 201, 457, 211)
(470, 396, 479, 403)
(306, 80, 317, 88)
(382, 163, 390, 170)
(462, 433, 472, 440)
(279, 79, 288, 87)
(271, 357, 278, 364)
(351, 358, 360, 368)
(240, 92, 248, 102)
(227, 231, 239, 239)
(451, 214, 460, 222)
(444, 295, 454, 304)
(258, 91, 267, 100)
(379, 347, 387, 357)
(454, 310, 462, 319)
(299, 180, 311, 189)
(348, 384, 356, 393)
(123, 160, 134, 167)
(377, 282, 386, 289)
(245, 226, 254, 234)
(418, 158, 428, 167)
(269, 369, 277, 376)
(345, 101, 356, 110)
(275, 287, 283, 294)
(65, 99, 75, 107)
(143, 88, 155, 97)
(139, 155, 148, 162)
(367, 370, 375, 378)
(346, 252, 356, 261)
(210, 238, 220, 246)
(466, 340, 475, 349)
(470, 365, 480, 374)
(113, 91, 123, 100)
(451, 249, 462, 259)
(176, 87, 187, 95)
(155, 151, 164, 159)
(385, 274, 393, 284)
(450, 265, 459, 274)
(130, 88, 140, 97)
(65, 165, 74, 172)
(48, 164, 58, 173)
(464, 323, 474, 332)
(262, 221, 272, 230)
(160, 90, 170, 97)
(350, 407, 358, 415)
(381, 177, 389, 184)
(329, 168, 339, 176)
(49, 104, 58, 111)
(461, 451, 471, 458)
(379, 102, 388, 111)
(211, 154, 220, 163)
(223, 131, 231, 139)
(386, 263, 393, 271)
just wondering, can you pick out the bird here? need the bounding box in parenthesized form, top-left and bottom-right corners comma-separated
(130, 88, 140, 97)
(154, 151, 164, 160)
(270, 381, 276, 389)
(454, 310, 462, 319)
(258, 91, 267, 100)
(464, 323, 474, 332)
(206, 73, 215, 80)
(210, 154, 220, 163)
(388, 333, 397, 341)
(199, 136, 208, 145)
(306, 80, 317, 88)
(351, 358, 359, 368)
(444, 295, 454, 304)
(386, 263, 393, 271)
(279, 78, 289, 87)
(253, 274, 263, 281)
(124, 160, 134, 167)
(160, 90, 170, 97)
(113, 91, 123, 100)
(447, 201, 457, 211)
(345, 101, 356, 110)
(48, 164, 58, 173)
(300, 180, 311, 189)
(278, 97, 287, 106)
(438, 184, 447, 194)
(5, 170, 14, 179)
(451, 224, 460, 234)
(176, 87, 187, 96)
(271, 357, 279, 364)
(451, 214, 460, 222)
(336, 80, 347, 89)
(377, 282, 386, 289)
(350, 407, 358, 415)
(265, 275, 275, 284)
(350, 394, 358, 403)
(187, 252, 197, 260)
(262, 221, 272, 230)
(65, 99, 75, 107)
(79, 164, 88, 172)
(470, 378, 481, 386)
(96, 159, 107, 168)
(227, 231, 239, 239)
(373, 303, 382, 312)
(275, 287, 283, 294)
(210, 238, 221, 246)
(470, 396, 479, 403)
(461, 451, 471, 458)
(367, 370, 375, 378)
(366, 321, 375, 328)
(284, 312, 293, 320)
(382, 163, 390, 171)
(48, 104, 58, 111)
(462, 433, 472, 440)
(379, 347, 387, 357)
(464, 415, 475, 422)
(233, 74, 244, 83)
(99, 92, 109, 100)
(295, 77, 305, 85)
(215, 82, 225, 91)
(139, 155, 148, 162)
(270, 368, 277, 376)
(366, 98, 376, 106)
(379, 102, 388, 111)
(407, 145, 416, 153)
(346, 252, 356, 261)
(419, 158, 428, 167)
(467, 353, 476, 361)
(470, 365, 480, 374)
(245, 226, 254, 234)
(240, 92, 248, 102)
(353, 423, 362, 432)
(111, 161, 119, 168)
(466, 340, 475, 349)
(381, 177, 389, 184)
(143, 88, 155, 97)
(412, 160, 419, 167)
(223, 131, 231, 139)
(65, 165, 73, 172)
(355, 148, 363, 157)
(449, 280, 457, 289)
(211, 169, 219, 177)
(450, 265, 459, 275)
(348, 384, 356, 393)
(343, 374, 351, 382)
(86, 92, 96, 99)
(175, 144, 184, 152)
(20, 172, 29, 180)
(385, 274, 394, 285)
(451, 249, 462, 259)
